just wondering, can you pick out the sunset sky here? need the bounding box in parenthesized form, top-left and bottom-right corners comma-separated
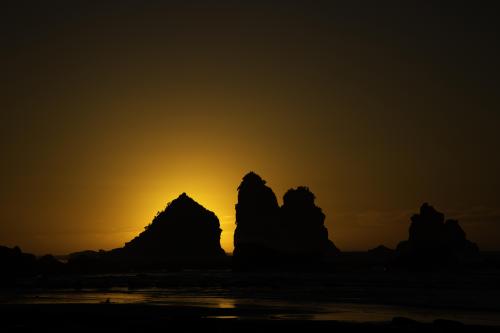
(2, 1, 499, 255)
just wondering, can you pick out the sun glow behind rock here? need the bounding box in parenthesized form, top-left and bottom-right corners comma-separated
(122, 166, 241, 254)
(2, 2, 499, 256)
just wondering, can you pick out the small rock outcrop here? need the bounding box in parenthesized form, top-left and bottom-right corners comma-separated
(395, 203, 479, 268)
(0, 246, 65, 278)
(0, 246, 37, 277)
(37, 254, 65, 275)
(233, 172, 339, 270)
(368, 245, 395, 256)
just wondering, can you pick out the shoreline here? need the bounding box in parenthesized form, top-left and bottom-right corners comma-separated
(2, 303, 500, 332)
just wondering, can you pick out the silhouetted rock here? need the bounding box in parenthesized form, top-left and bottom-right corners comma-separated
(123, 193, 225, 260)
(395, 203, 479, 268)
(368, 245, 394, 256)
(67, 250, 108, 273)
(66, 194, 227, 272)
(0, 246, 68, 278)
(233, 172, 281, 266)
(279, 186, 339, 256)
(68, 250, 106, 262)
(37, 254, 65, 275)
(94, 193, 226, 270)
(233, 172, 339, 270)
(0, 246, 37, 279)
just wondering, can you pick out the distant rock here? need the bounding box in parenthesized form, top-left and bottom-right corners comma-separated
(368, 245, 394, 257)
(233, 172, 339, 270)
(0, 246, 68, 277)
(395, 203, 479, 268)
(67, 250, 108, 273)
(68, 250, 105, 261)
(37, 254, 65, 275)
(0, 246, 37, 278)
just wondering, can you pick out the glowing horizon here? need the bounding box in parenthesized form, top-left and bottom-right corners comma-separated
(2, 2, 499, 255)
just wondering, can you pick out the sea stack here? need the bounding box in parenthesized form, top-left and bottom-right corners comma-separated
(233, 172, 281, 265)
(233, 172, 339, 270)
(279, 186, 339, 256)
(112, 193, 226, 269)
(395, 203, 479, 268)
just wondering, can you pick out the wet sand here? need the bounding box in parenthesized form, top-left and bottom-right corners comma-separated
(3, 269, 500, 331)
(2, 303, 500, 332)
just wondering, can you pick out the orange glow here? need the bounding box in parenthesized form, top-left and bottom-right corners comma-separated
(2, 2, 499, 255)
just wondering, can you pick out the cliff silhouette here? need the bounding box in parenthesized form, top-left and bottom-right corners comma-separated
(233, 172, 339, 270)
(120, 193, 226, 263)
(68, 193, 227, 271)
(395, 203, 479, 269)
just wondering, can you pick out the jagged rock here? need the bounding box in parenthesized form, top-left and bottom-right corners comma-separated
(395, 203, 479, 268)
(408, 203, 445, 247)
(279, 186, 339, 256)
(233, 172, 339, 270)
(119, 193, 226, 267)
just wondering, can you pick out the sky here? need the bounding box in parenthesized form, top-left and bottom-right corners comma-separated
(1, 1, 499, 255)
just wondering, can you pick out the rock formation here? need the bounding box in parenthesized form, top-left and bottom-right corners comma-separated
(37, 254, 65, 275)
(368, 245, 394, 256)
(395, 203, 479, 268)
(233, 172, 339, 269)
(118, 193, 226, 267)
(233, 172, 280, 262)
(68, 193, 227, 272)
(0, 246, 37, 277)
(279, 186, 339, 256)
(0, 246, 65, 279)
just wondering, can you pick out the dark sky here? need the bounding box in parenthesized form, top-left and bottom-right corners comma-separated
(1, 1, 499, 254)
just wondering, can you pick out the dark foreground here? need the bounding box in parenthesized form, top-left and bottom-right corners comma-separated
(2, 304, 500, 333)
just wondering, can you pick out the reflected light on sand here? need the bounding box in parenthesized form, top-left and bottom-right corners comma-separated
(216, 298, 236, 309)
